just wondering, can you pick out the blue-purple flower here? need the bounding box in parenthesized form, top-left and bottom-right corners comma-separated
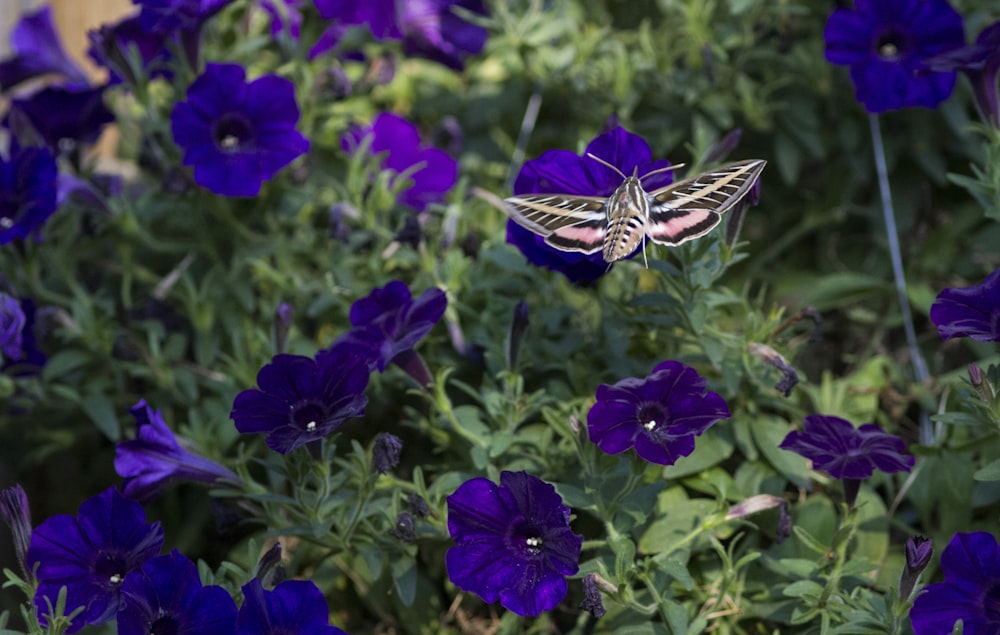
(118, 549, 237, 635)
(133, 0, 234, 34)
(779, 415, 915, 480)
(586, 360, 730, 466)
(0, 294, 26, 361)
(170, 62, 310, 197)
(0, 297, 46, 372)
(900, 535, 933, 600)
(930, 267, 1000, 342)
(0, 145, 59, 245)
(27, 487, 164, 633)
(508, 125, 674, 283)
(0, 6, 89, 90)
(230, 349, 369, 454)
(237, 578, 347, 635)
(9, 85, 116, 152)
(824, 0, 965, 113)
(115, 400, 242, 502)
(446, 471, 583, 616)
(910, 531, 1000, 634)
(924, 20, 1000, 127)
(342, 112, 457, 212)
(87, 14, 173, 86)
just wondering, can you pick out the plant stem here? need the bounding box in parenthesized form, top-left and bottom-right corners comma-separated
(507, 84, 543, 191)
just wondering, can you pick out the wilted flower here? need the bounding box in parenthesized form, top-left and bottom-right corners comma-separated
(115, 400, 242, 502)
(390, 511, 417, 542)
(587, 360, 730, 466)
(237, 578, 347, 635)
(230, 350, 369, 454)
(910, 532, 1000, 634)
(0, 5, 89, 90)
(9, 85, 116, 152)
(170, 62, 310, 197)
(27, 487, 164, 633)
(446, 471, 583, 616)
(118, 549, 237, 635)
(372, 432, 403, 474)
(824, 0, 965, 113)
(580, 574, 607, 619)
(342, 112, 457, 212)
(930, 267, 1000, 342)
(407, 492, 430, 518)
(0, 145, 58, 245)
(0, 485, 32, 580)
(508, 125, 675, 283)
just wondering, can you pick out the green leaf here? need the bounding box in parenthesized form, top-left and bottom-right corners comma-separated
(81, 391, 121, 442)
(391, 555, 418, 607)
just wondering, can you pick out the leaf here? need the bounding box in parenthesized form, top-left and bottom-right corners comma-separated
(81, 390, 121, 442)
(975, 458, 1000, 481)
(391, 556, 418, 606)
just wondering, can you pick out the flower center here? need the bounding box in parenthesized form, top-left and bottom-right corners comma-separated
(150, 615, 181, 635)
(0, 217, 12, 229)
(93, 551, 128, 587)
(291, 401, 325, 434)
(875, 29, 909, 61)
(637, 402, 668, 432)
(524, 535, 543, 554)
(213, 114, 255, 154)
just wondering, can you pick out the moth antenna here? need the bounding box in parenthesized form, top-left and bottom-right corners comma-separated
(586, 153, 628, 180)
(639, 163, 685, 183)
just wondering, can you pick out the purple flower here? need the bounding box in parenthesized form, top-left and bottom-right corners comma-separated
(342, 112, 457, 212)
(824, 0, 965, 113)
(930, 267, 1000, 342)
(170, 62, 310, 197)
(312, 0, 488, 70)
(0, 484, 32, 581)
(259, 0, 304, 40)
(237, 578, 347, 635)
(925, 21, 1000, 127)
(0, 5, 89, 90)
(0, 145, 58, 245)
(8, 85, 116, 152)
(115, 400, 242, 502)
(27, 487, 164, 633)
(118, 549, 237, 635)
(328, 280, 447, 374)
(230, 350, 369, 454)
(508, 125, 674, 283)
(900, 535, 933, 599)
(1, 297, 46, 373)
(586, 360, 730, 466)
(0, 293, 26, 361)
(133, 0, 234, 34)
(87, 14, 173, 86)
(446, 471, 583, 617)
(779, 415, 915, 480)
(910, 531, 1000, 634)
(372, 432, 402, 474)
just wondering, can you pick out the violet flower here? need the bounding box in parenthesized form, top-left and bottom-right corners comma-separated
(0, 293, 26, 361)
(87, 13, 173, 86)
(924, 20, 1000, 127)
(9, 85, 116, 152)
(0, 297, 47, 373)
(132, 0, 234, 34)
(237, 578, 347, 635)
(930, 266, 1000, 342)
(0, 5, 89, 91)
(586, 360, 730, 466)
(446, 471, 583, 616)
(0, 145, 58, 245)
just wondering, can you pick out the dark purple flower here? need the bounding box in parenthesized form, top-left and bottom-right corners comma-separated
(230, 350, 369, 454)
(390, 511, 417, 542)
(342, 112, 457, 212)
(824, 0, 965, 113)
(779, 415, 915, 480)
(446, 471, 583, 617)
(115, 400, 242, 502)
(925, 21, 1000, 127)
(930, 267, 1000, 342)
(0, 293, 26, 361)
(0, 145, 58, 245)
(237, 578, 347, 635)
(170, 62, 310, 197)
(910, 531, 1000, 634)
(329, 280, 447, 373)
(9, 85, 116, 151)
(118, 549, 237, 635)
(27, 487, 164, 633)
(133, 0, 234, 34)
(508, 125, 674, 283)
(586, 360, 730, 466)
(0, 484, 32, 581)
(0, 5, 89, 90)
(87, 14, 173, 86)
(372, 432, 402, 474)
(580, 574, 606, 619)
(900, 535, 933, 599)
(259, 0, 304, 40)
(407, 492, 430, 517)
(1, 297, 47, 372)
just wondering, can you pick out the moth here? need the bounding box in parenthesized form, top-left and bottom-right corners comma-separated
(503, 155, 766, 264)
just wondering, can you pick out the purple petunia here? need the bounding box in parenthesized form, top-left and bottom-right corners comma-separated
(118, 549, 237, 635)
(230, 348, 370, 454)
(446, 471, 583, 617)
(779, 414, 915, 480)
(930, 266, 1000, 342)
(0, 5, 89, 91)
(237, 578, 348, 635)
(170, 62, 310, 197)
(923, 20, 1000, 127)
(910, 532, 1000, 634)
(586, 360, 730, 466)
(87, 14, 173, 86)
(342, 112, 457, 212)
(0, 145, 59, 245)
(115, 400, 242, 502)
(824, 0, 965, 113)
(0, 297, 46, 373)
(27, 487, 164, 633)
(133, 0, 234, 34)
(508, 125, 675, 284)
(8, 85, 116, 152)
(0, 293, 26, 361)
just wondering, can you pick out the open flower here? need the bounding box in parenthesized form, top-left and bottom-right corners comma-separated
(118, 549, 237, 635)
(9, 85, 116, 152)
(230, 350, 370, 454)
(0, 5, 89, 90)
(170, 62, 310, 197)
(910, 532, 1000, 634)
(27, 487, 164, 633)
(237, 578, 347, 635)
(508, 125, 675, 283)
(586, 360, 730, 466)
(824, 0, 965, 113)
(930, 267, 1000, 342)
(923, 20, 1000, 127)
(446, 471, 583, 616)
(342, 112, 457, 212)
(115, 400, 242, 502)
(1, 145, 58, 245)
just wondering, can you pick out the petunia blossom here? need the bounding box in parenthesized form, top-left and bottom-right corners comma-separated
(132, 0, 234, 34)
(0, 293, 26, 361)
(0, 145, 59, 245)
(446, 471, 583, 616)
(0, 5, 89, 91)
(929, 266, 1000, 342)
(924, 20, 1000, 127)
(237, 578, 347, 635)
(87, 13, 173, 86)
(779, 414, 915, 480)
(8, 85, 116, 152)
(910, 532, 1000, 634)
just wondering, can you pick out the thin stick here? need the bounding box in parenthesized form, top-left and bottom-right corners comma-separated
(507, 85, 543, 191)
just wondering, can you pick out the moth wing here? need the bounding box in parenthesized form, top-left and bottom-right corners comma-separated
(503, 194, 608, 254)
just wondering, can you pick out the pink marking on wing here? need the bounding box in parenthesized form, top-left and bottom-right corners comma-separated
(554, 225, 605, 243)
(650, 210, 714, 238)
